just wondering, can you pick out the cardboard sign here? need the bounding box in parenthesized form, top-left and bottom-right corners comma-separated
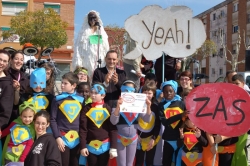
(124, 5, 206, 60)
(186, 83, 250, 137)
(120, 92, 147, 113)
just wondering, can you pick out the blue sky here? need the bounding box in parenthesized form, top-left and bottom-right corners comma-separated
(74, 0, 224, 38)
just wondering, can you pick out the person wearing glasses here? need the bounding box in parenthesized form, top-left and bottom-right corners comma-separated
(177, 71, 194, 97)
(24, 110, 61, 166)
(73, 10, 109, 77)
(74, 66, 90, 85)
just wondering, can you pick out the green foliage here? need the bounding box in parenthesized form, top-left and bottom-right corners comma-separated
(2, 8, 68, 50)
(196, 40, 217, 58)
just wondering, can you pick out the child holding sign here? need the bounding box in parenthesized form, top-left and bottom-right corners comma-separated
(135, 81, 161, 166)
(111, 80, 152, 166)
(178, 116, 208, 166)
(158, 80, 187, 166)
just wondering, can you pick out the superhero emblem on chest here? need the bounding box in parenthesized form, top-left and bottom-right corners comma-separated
(28, 96, 49, 113)
(59, 100, 82, 123)
(184, 132, 198, 151)
(86, 108, 110, 128)
(10, 125, 32, 145)
(138, 112, 155, 132)
(120, 112, 139, 126)
(164, 107, 183, 129)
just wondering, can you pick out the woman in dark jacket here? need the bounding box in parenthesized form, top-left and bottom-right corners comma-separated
(0, 49, 14, 130)
(9, 51, 29, 120)
(24, 110, 61, 166)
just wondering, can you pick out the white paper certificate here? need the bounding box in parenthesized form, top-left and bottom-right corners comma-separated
(120, 92, 147, 113)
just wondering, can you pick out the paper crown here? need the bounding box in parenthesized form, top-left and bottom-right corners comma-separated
(30, 68, 46, 89)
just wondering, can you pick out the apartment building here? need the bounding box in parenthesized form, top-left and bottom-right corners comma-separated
(195, 0, 249, 82)
(0, 0, 75, 80)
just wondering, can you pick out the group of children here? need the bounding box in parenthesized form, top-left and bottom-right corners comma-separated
(1, 62, 249, 166)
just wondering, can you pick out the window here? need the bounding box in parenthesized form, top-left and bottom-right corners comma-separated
(2, 1, 27, 16)
(44, 3, 60, 14)
(232, 45, 236, 54)
(233, 25, 238, 33)
(212, 30, 217, 37)
(247, 14, 250, 23)
(55, 63, 70, 81)
(211, 68, 215, 77)
(213, 13, 216, 20)
(219, 48, 223, 56)
(201, 67, 206, 74)
(220, 28, 224, 36)
(1, 27, 20, 42)
(220, 10, 225, 18)
(233, 3, 238, 12)
(1, 27, 10, 40)
(219, 68, 223, 75)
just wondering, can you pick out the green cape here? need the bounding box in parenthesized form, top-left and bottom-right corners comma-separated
(1, 117, 35, 164)
(231, 133, 248, 166)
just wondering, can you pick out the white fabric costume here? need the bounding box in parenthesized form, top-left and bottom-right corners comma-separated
(73, 10, 109, 77)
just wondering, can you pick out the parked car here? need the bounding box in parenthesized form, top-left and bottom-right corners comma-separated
(214, 76, 225, 83)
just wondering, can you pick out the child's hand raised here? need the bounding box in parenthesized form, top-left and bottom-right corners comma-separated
(117, 97, 123, 106)
(146, 98, 151, 107)
(81, 148, 89, 157)
(56, 137, 65, 152)
(179, 128, 184, 139)
(194, 128, 201, 138)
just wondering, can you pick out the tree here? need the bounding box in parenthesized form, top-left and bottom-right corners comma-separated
(220, 28, 245, 71)
(181, 40, 217, 73)
(105, 24, 126, 55)
(2, 8, 68, 60)
(105, 24, 126, 67)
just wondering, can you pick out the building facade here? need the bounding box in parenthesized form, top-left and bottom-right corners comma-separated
(195, 0, 249, 83)
(0, 0, 75, 80)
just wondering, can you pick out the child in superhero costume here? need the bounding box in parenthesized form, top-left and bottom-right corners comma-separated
(178, 117, 208, 166)
(79, 83, 117, 166)
(135, 81, 161, 166)
(17, 68, 54, 114)
(1, 101, 36, 165)
(110, 80, 152, 166)
(77, 82, 92, 105)
(158, 80, 187, 166)
(50, 72, 84, 166)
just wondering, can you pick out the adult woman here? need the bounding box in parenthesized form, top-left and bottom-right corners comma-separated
(74, 66, 90, 84)
(0, 50, 14, 130)
(40, 62, 55, 95)
(9, 51, 29, 94)
(24, 110, 61, 166)
(9, 51, 29, 121)
(177, 70, 194, 96)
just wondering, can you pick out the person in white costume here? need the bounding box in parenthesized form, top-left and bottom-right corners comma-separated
(73, 10, 109, 77)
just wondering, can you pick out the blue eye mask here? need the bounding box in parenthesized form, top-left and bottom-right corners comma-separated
(121, 85, 135, 93)
(30, 68, 46, 89)
(91, 84, 105, 94)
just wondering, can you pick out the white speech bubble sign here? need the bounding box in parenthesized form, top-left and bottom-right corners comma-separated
(124, 5, 206, 60)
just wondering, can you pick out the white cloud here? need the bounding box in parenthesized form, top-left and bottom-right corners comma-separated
(124, 5, 206, 60)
